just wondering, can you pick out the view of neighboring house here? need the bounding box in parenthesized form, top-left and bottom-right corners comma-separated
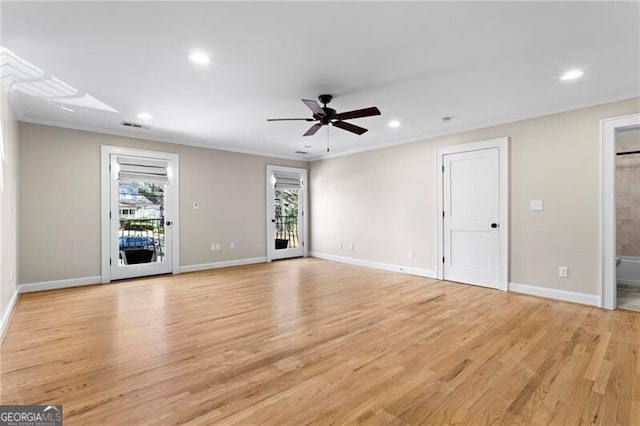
(118, 182, 164, 219)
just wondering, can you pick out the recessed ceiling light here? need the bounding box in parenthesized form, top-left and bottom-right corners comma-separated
(304, 145, 312, 148)
(137, 112, 152, 121)
(442, 116, 452, 123)
(58, 106, 74, 112)
(388, 120, 401, 128)
(561, 69, 584, 81)
(188, 50, 210, 65)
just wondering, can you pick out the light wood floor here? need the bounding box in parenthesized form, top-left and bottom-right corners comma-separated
(1, 258, 640, 425)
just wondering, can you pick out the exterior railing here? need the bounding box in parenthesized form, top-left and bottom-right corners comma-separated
(274, 214, 299, 249)
(119, 218, 165, 261)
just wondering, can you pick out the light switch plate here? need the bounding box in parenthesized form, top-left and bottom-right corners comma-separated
(530, 200, 544, 211)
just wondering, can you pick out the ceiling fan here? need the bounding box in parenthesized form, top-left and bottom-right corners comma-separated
(267, 94, 381, 137)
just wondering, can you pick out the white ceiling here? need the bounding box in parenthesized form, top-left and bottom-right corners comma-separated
(2, 1, 639, 160)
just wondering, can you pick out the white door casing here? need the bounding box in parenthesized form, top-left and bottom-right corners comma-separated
(436, 137, 509, 291)
(101, 146, 180, 283)
(601, 114, 640, 309)
(266, 165, 308, 261)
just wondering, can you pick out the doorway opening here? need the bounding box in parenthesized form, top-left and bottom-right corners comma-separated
(436, 137, 509, 291)
(266, 165, 308, 261)
(616, 126, 640, 310)
(101, 146, 180, 282)
(601, 113, 640, 310)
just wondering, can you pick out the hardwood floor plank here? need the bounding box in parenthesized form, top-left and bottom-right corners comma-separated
(1, 258, 639, 425)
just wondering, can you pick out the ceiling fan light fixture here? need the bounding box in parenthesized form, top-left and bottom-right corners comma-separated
(137, 112, 152, 121)
(388, 119, 401, 128)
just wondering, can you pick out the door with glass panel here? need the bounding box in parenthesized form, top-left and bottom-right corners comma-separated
(267, 166, 306, 261)
(110, 155, 174, 280)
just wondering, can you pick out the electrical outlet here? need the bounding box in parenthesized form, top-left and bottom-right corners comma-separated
(230, 241, 235, 249)
(408, 250, 415, 259)
(347, 243, 354, 251)
(193, 201, 200, 209)
(211, 243, 216, 251)
(215, 243, 221, 251)
(339, 243, 343, 250)
(558, 266, 568, 278)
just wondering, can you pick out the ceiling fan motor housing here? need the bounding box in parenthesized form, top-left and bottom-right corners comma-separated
(317, 108, 336, 124)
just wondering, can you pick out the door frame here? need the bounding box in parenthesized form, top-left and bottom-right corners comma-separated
(100, 145, 180, 283)
(600, 113, 640, 309)
(266, 165, 308, 262)
(436, 137, 509, 291)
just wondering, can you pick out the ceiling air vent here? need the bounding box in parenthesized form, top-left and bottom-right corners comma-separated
(121, 121, 150, 130)
(295, 151, 309, 155)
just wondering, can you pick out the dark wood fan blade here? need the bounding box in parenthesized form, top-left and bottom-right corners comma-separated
(332, 120, 368, 135)
(303, 123, 323, 136)
(302, 99, 325, 117)
(267, 118, 315, 121)
(335, 106, 381, 121)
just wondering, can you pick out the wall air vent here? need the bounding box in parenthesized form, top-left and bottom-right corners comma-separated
(295, 151, 309, 154)
(121, 121, 150, 130)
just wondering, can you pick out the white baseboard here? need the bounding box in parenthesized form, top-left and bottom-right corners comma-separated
(310, 251, 436, 278)
(0, 289, 19, 343)
(18, 258, 270, 292)
(19, 275, 101, 293)
(509, 282, 601, 307)
(180, 257, 267, 273)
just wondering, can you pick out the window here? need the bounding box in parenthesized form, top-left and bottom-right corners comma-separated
(119, 208, 136, 218)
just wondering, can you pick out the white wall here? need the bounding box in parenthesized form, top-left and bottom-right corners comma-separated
(0, 90, 19, 319)
(310, 97, 640, 297)
(18, 123, 306, 284)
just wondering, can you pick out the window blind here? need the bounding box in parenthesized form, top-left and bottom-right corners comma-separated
(117, 156, 168, 183)
(273, 171, 302, 189)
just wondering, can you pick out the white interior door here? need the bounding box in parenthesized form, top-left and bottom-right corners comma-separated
(109, 154, 176, 280)
(266, 166, 307, 261)
(443, 147, 500, 288)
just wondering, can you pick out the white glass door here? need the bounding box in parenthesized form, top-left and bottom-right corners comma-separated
(266, 166, 307, 261)
(272, 187, 303, 259)
(110, 154, 173, 280)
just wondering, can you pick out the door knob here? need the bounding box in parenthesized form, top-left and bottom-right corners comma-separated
(166, 221, 172, 226)
(491, 223, 498, 228)
(271, 219, 276, 223)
